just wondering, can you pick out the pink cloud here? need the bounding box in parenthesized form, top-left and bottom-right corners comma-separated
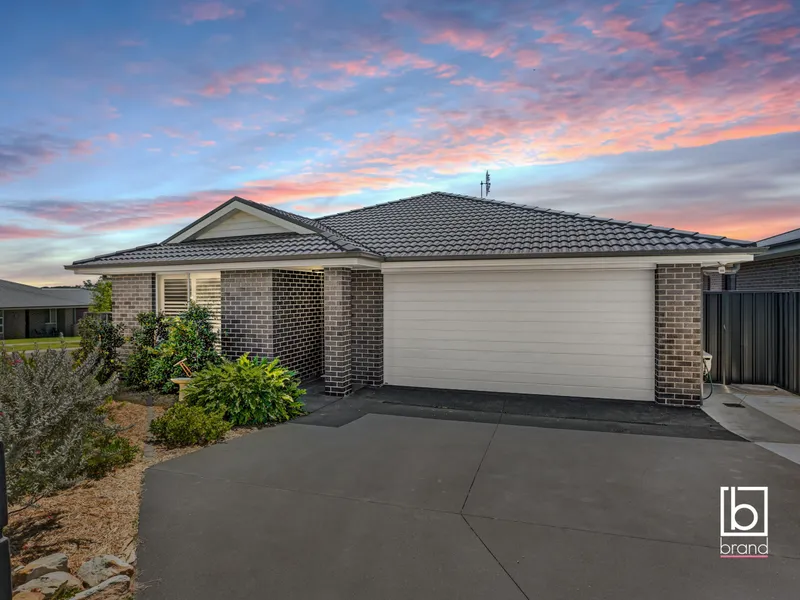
(170, 97, 192, 107)
(423, 28, 507, 58)
(198, 140, 216, 147)
(199, 63, 284, 97)
(759, 26, 800, 45)
(515, 49, 541, 69)
(0, 225, 58, 239)
(181, 2, 243, 24)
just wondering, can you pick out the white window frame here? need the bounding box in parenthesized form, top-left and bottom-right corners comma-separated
(0, 310, 4, 336)
(46, 308, 57, 325)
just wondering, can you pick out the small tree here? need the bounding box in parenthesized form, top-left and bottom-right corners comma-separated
(75, 315, 125, 383)
(88, 277, 112, 313)
(0, 347, 118, 508)
(146, 303, 221, 393)
(124, 312, 170, 390)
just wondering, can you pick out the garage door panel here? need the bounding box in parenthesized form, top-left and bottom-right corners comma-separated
(387, 300, 650, 313)
(386, 310, 650, 324)
(387, 290, 647, 303)
(386, 318, 650, 335)
(386, 327, 651, 346)
(386, 375, 653, 402)
(386, 357, 649, 379)
(386, 347, 655, 368)
(384, 270, 654, 401)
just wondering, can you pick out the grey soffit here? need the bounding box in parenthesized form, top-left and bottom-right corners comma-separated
(318, 192, 755, 258)
(0, 279, 91, 309)
(71, 232, 358, 266)
(70, 191, 756, 268)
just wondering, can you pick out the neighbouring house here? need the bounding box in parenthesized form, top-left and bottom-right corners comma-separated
(67, 192, 759, 406)
(0, 280, 91, 340)
(705, 226, 800, 291)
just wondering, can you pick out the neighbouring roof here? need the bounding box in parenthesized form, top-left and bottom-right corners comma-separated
(69, 191, 756, 269)
(756, 225, 800, 259)
(0, 279, 91, 309)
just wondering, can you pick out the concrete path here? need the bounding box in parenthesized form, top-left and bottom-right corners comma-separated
(703, 384, 800, 467)
(137, 388, 800, 600)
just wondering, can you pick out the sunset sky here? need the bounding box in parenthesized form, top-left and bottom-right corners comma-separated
(1, 0, 799, 285)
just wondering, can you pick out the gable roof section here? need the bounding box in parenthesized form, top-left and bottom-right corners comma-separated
(0, 279, 91, 309)
(164, 196, 372, 252)
(69, 192, 756, 270)
(318, 192, 754, 258)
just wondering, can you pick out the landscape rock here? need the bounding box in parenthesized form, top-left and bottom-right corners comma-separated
(71, 575, 131, 600)
(77, 555, 134, 588)
(12, 592, 46, 600)
(15, 571, 83, 599)
(12, 553, 69, 586)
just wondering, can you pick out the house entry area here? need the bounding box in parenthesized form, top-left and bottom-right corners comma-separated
(383, 269, 656, 401)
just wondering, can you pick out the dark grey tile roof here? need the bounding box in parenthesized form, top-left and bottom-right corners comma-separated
(72, 233, 353, 266)
(0, 279, 91, 309)
(318, 192, 754, 257)
(71, 191, 755, 268)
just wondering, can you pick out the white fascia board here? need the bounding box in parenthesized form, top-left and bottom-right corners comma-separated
(381, 253, 756, 273)
(70, 256, 382, 275)
(167, 201, 314, 244)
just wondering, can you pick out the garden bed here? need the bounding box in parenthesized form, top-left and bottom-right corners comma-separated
(6, 401, 256, 572)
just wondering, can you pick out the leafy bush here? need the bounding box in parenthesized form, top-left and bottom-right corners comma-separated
(75, 315, 125, 383)
(0, 347, 118, 507)
(145, 304, 221, 394)
(149, 402, 230, 448)
(83, 428, 139, 479)
(124, 312, 170, 390)
(86, 277, 112, 313)
(185, 355, 306, 426)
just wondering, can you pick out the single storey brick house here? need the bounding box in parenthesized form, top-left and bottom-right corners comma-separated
(705, 226, 800, 291)
(67, 193, 758, 406)
(0, 279, 90, 340)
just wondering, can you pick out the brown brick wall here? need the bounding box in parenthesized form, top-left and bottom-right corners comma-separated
(705, 272, 724, 291)
(735, 255, 800, 291)
(273, 270, 324, 380)
(324, 267, 352, 396)
(351, 270, 384, 386)
(654, 264, 703, 406)
(111, 273, 155, 357)
(221, 269, 274, 359)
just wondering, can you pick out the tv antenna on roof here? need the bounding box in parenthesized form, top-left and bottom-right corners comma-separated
(480, 171, 491, 198)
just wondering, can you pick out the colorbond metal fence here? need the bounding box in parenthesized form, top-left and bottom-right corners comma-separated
(703, 291, 800, 395)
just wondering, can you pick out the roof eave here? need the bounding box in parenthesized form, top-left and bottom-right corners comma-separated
(65, 250, 383, 271)
(382, 246, 762, 262)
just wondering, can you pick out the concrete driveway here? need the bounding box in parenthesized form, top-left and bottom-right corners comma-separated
(137, 387, 800, 600)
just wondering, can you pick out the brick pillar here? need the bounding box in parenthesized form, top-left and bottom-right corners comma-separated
(324, 267, 352, 396)
(707, 272, 724, 291)
(221, 270, 274, 359)
(111, 273, 155, 358)
(351, 270, 384, 386)
(655, 264, 703, 406)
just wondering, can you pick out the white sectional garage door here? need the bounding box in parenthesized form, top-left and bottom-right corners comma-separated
(384, 269, 655, 401)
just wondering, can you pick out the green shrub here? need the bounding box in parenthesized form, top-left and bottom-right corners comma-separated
(185, 355, 306, 426)
(124, 312, 170, 390)
(149, 402, 230, 448)
(83, 428, 139, 479)
(76, 316, 125, 383)
(0, 347, 118, 507)
(145, 303, 221, 394)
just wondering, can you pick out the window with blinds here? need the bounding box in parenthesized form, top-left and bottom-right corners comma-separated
(193, 277, 221, 333)
(162, 278, 190, 316)
(158, 274, 221, 335)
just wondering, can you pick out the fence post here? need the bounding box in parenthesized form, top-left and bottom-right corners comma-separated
(0, 442, 12, 600)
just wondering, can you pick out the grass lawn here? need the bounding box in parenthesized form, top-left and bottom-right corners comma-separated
(0, 336, 80, 352)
